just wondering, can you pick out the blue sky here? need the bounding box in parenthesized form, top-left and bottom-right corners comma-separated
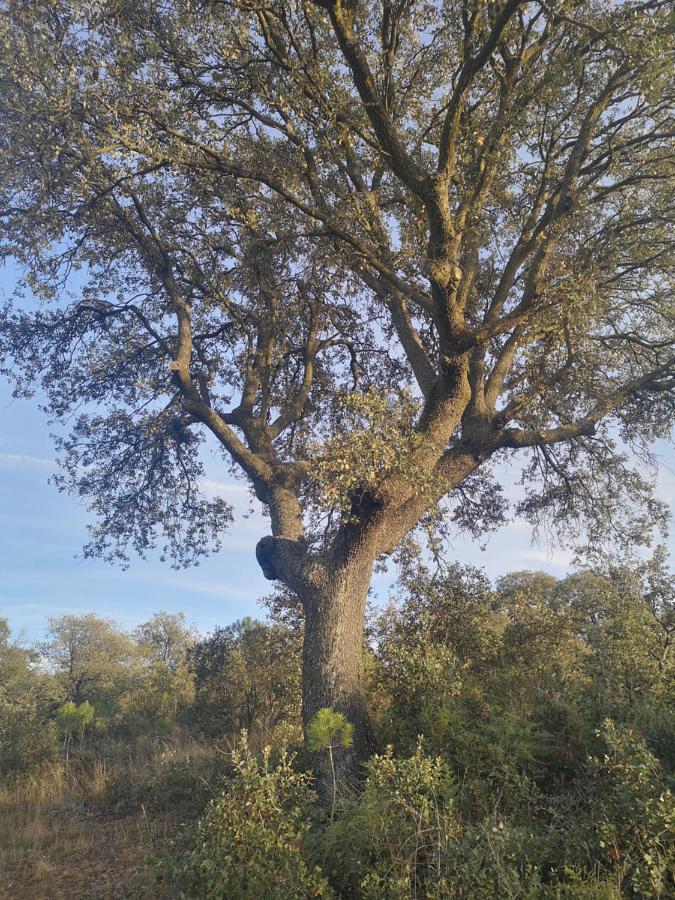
(2, 266, 674, 642)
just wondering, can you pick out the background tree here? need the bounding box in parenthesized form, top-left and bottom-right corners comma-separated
(1, 0, 674, 777)
(190, 618, 302, 745)
(0, 616, 58, 778)
(39, 614, 137, 717)
(131, 612, 196, 731)
(370, 556, 675, 831)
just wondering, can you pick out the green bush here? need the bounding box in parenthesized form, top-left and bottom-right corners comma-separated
(0, 617, 59, 779)
(0, 692, 58, 779)
(56, 700, 95, 739)
(311, 740, 458, 898)
(168, 736, 333, 899)
(585, 720, 674, 897)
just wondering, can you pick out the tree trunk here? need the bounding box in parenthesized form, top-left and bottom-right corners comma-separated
(301, 560, 374, 793)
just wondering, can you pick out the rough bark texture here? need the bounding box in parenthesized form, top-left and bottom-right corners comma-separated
(257, 528, 378, 785)
(301, 561, 374, 789)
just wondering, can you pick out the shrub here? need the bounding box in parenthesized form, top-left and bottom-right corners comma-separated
(0, 693, 58, 779)
(168, 736, 332, 898)
(56, 701, 95, 740)
(585, 720, 675, 897)
(312, 740, 458, 898)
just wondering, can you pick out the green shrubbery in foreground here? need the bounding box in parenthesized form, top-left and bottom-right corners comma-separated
(2, 554, 674, 896)
(169, 722, 673, 899)
(167, 555, 674, 898)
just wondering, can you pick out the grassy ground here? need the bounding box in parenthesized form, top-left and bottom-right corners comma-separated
(0, 738, 219, 899)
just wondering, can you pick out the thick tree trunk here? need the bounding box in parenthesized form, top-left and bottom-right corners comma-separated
(301, 560, 374, 792)
(255, 532, 377, 792)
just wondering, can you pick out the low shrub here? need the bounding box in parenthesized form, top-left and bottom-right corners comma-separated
(310, 740, 458, 898)
(167, 736, 333, 899)
(168, 721, 674, 899)
(585, 720, 674, 897)
(0, 694, 58, 780)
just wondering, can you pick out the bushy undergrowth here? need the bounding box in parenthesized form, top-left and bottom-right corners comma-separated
(164, 558, 674, 898)
(168, 737, 333, 899)
(2, 557, 674, 897)
(167, 725, 673, 899)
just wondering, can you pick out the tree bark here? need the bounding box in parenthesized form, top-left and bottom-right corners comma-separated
(301, 558, 374, 791)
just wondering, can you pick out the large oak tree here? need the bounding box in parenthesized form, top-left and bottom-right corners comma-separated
(1, 0, 673, 778)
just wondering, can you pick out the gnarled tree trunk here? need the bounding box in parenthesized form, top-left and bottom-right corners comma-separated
(301, 559, 374, 789)
(256, 530, 378, 788)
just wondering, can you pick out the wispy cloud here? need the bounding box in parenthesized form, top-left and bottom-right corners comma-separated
(656, 463, 675, 505)
(514, 548, 574, 569)
(134, 571, 264, 604)
(200, 479, 252, 499)
(0, 452, 54, 467)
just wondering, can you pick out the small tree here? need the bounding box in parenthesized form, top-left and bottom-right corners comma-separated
(0, 617, 58, 778)
(307, 708, 354, 817)
(40, 614, 137, 714)
(55, 700, 95, 763)
(132, 612, 196, 731)
(190, 618, 302, 743)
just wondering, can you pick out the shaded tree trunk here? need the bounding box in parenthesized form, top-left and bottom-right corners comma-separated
(301, 558, 375, 791)
(256, 527, 381, 792)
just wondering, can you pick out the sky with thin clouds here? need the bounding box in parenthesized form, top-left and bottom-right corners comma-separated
(2, 266, 674, 641)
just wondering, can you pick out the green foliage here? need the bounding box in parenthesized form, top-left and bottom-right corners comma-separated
(585, 721, 675, 897)
(126, 612, 196, 732)
(0, 693, 58, 780)
(307, 708, 354, 822)
(167, 737, 333, 899)
(311, 740, 457, 898)
(39, 614, 137, 715)
(0, 618, 58, 778)
(55, 701, 95, 740)
(365, 559, 675, 896)
(190, 618, 302, 745)
(307, 709, 354, 753)
(313, 390, 427, 516)
(3, 555, 675, 895)
(55, 700, 95, 763)
(2, 0, 673, 575)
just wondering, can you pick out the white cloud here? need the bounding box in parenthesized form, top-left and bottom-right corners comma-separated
(134, 571, 264, 603)
(0, 452, 54, 467)
(656, 463, 675, 505)
(514, 548, 574, 569)
(200, 479, 252, 499)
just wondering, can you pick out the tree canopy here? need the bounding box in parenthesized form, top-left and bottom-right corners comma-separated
(1, 0, 673, 766)
(1, 0, 673, 556)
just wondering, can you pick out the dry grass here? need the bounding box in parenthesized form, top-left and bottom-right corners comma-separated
(0, 736, 220, 899)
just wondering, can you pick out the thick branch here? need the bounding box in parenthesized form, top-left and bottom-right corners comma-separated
(314, 0, 429, 200)
(497, 356, 675, 450)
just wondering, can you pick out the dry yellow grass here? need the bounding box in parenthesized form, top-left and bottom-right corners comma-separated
(0, 737, 219, 899)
